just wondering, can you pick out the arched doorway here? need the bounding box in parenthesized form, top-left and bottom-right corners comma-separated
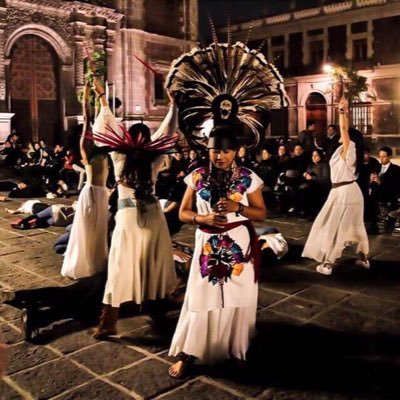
(306, 92, 327, 145)
(10, 35, 60, 145)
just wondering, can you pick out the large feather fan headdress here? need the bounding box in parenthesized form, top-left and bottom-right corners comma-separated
(165, 40, 287, 149)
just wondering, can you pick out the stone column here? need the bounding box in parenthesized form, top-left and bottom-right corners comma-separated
(302, 31, 309, 65)
(345, 24, 352, 60)
(367, 19, 373, 59)
(71, 22, 86, 91)
(284, 33, 289, 69)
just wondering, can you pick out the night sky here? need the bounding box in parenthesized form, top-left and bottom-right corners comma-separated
(198, 0, 345, 41)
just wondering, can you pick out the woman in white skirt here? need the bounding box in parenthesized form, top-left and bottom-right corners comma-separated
(61, 81, 110, 279)
(90, 78, 178, 339)
(168, 126, 266, 378)
(302, 98, 369, 275)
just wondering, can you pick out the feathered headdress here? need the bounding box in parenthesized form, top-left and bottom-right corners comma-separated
(86, 124, 178, 155)
(165, 35, 287, 149)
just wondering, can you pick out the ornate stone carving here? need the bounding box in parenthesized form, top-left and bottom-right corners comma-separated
(5, 8, 72, 44)
(0, 80, 5, 101)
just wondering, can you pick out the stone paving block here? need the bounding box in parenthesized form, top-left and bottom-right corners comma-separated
(45, 324, 98, 355)
(257, 287, 288, 308)
(256, 308, 304, 326)
(0, 260, 22, 276)
(0, 380, 23, 400)
(70, 341, 145, 375)
(260, 387, 358, 400)
(110, 358, 184, 399)
(56, 380, 134, 400)
(0, 246, 23, 257)
(269, 297, 326, 321)
(382, 305, 400, 321)
(117, 315, 152, 334)
(118, 326, 171, 353)
(369, 318, 400, 335)
(295, 285, 351, 305)
(11, 359, 92, 399)
(0, 304, 22, 321)
(163, 380, 244, 399)
(1, 252, 39, 263)
(0, 322, 22, 345)
(312, 306, 375, 332)
(210, 373, 265, 397)
(341, 293, 395, 317)
(6, 342, 59, 375)
(361, 286, 400, 303)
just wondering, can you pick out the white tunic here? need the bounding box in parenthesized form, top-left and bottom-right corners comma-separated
(169, 167, 263, 364)
(302, 141, 369, 264)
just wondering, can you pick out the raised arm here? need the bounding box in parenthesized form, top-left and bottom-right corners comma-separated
(151, 91, 178, 141)
(92, 77, 121, 142)
(338, 97, 350, 160)
(80, 81, 93, 164)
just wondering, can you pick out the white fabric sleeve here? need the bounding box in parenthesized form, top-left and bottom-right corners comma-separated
(184, 170, 196, 190)
(151, 103, 178, 141)
(345, 141, 357, 166)
(247, 170, 264, 193)
(92, 106, 122, 146)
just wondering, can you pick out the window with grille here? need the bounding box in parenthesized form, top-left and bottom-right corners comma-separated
(353, 39, 368, 61)
(154, 72, 167, 105)
(351, 103, 372, 134)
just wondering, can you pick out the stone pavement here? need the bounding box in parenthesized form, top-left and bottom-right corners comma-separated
(0, 194, 399, 400)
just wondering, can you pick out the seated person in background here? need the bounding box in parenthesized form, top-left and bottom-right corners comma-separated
(256, 146, 278, 208)
(0, 180, 46, 200)
(297, 149, 331, 217)
(235, 145, 255, 169)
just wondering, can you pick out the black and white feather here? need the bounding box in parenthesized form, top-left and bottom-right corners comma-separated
(165, 41, 287, 149)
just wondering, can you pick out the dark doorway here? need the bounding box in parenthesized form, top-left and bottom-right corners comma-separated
(306, 92, 327, 147)
(10, 35, 60, 145)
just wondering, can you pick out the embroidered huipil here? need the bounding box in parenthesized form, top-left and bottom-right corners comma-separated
(184, 166, 263, 312)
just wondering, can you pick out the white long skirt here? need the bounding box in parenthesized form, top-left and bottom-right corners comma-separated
(61, 185, 109, 279)
(302, 182, 369, 264)
(103, 202, 176, 307)
(169, 285, 258, 364)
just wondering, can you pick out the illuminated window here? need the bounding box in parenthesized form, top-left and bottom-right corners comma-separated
(351, 103, 372, 134)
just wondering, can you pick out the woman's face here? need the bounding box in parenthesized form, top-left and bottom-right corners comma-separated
(189, 150, 197, 160)
(209, 149, 237, 171)
(34, 143, 40, 150)
(262, 149, 270, 160)
(312, 151, 321, 164)
(278, 145, 286, 157)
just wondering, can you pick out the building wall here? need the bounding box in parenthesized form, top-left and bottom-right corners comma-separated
(224, 0, 400, 151)
(0, 0, 198, 142)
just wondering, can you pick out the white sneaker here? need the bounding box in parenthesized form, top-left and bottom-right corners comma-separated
(355, 259, 370, 269)
(316, 263, 332, 275)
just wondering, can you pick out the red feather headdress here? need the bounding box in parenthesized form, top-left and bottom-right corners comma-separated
(85, 123, 178, 154)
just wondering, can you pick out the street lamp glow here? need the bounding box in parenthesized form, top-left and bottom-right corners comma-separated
(323, 63, 333, 73)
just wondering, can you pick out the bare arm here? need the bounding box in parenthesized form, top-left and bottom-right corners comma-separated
(339, 97, 350, 160)
(80, 81, 93, 164)
(151, 91, 178, 141)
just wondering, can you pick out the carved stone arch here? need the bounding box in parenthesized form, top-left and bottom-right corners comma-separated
(5, 24, 72, 65)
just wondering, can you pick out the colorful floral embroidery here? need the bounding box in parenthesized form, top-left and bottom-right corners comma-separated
(200, 234, 245, 285)
(192, 166, 253, 203)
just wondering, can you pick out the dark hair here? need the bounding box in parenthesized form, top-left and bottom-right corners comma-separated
(312, 148, 325, 161)
(307, 121, 316, 128)
(293, 142, 304, 149)
(364, 146, 370, 153)
(328, 124, 337, 130)
(120, 123, 155, 201)
(207, 124, 240, 150)
(379, 146, 393, 157)
(349, 128, 364, 175)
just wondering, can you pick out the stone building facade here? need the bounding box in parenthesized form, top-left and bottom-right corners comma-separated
(0, 0, 198, 145)
(224, 0, 400, 150)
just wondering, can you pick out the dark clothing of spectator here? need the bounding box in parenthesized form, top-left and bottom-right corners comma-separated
(298, 129, 317, 154)
(324, 134, 340, 160)
(0, 181, 46, 198)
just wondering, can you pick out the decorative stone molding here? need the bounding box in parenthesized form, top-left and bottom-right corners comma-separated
(5, 24, 72, 64)
(265, 13, 291, 25)
(0, 81, 5, 101)
(5, 7, 72, 45)
(293, 8, 321, 20)
(8, 0, 123, 23)
(356, 0, 386, 7)
(323, 1, 353, 14)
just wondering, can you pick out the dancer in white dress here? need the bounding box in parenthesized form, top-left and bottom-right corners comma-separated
(302, 98, 369, 275)
(168, 127, 266, 378)
(90, 78, 178, 339)
(61, 81, 109, 279)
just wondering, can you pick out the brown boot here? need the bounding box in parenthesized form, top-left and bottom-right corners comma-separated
(92, 305, 119, 340)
